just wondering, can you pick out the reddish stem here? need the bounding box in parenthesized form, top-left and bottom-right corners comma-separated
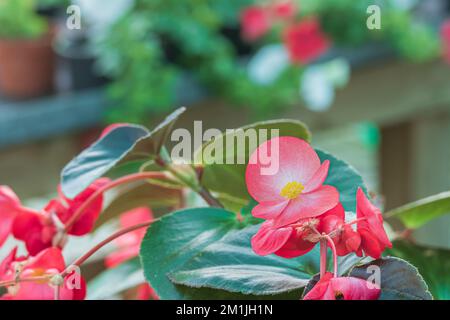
(61, 220, 153, 277)
(319, 239, 327, 278)
(324, 234, 338, 277)
(63, 172, 167, 233)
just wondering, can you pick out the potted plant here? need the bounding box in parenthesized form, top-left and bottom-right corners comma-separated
(0, 0, 55, 99)
(53, 28, 109, 91)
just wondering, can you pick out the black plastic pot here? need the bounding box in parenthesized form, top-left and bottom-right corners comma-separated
(53, 29, 108, 91)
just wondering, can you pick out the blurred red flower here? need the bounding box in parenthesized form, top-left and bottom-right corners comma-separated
(271, 0, 297, 19)
(441, 20, 450, 64)
(241, 6, 271, 41)
(105, 207, 153, 268)
(282, 18, 330, 64)
(105, 207, 158, 300)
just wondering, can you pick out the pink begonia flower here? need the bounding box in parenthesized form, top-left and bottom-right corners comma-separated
(282, 18, 330, 64)
(303, 272, 380, 300)
(356, 188, 392, 259)
(241, 6, 271, 41)
(0, 186, 31, 246)
(319, 203, 361, 256)
(12, 206, 58, 256)
(48, 178, 110, 236)
(246, 136, 339, 228)
(12, 178, 110, 256)
(251, 204, 344, 258)
(271, 0, 297, 19)
(441, 20, 450, 64)
(0, 247, 86, 300)
(105, 207, 153, 268)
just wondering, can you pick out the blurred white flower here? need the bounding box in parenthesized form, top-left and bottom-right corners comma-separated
(300, 67, 334, 112)
(300, 58, 350, 112)
(73, 0, 134, 29)
(323, 58, 350, 88)
(247, 44, 289, 86)
(390, 0, 418, 11)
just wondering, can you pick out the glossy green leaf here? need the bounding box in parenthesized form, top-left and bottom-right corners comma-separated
(387, 241, 450, 300)
(386, 191, 450, 229)
(196, 119, 311, 203)
(348, 257, 432, 300)
(317, 149, 367, 212)
(61, 107, 185, 198)
(87, 259, 144, 300)
(169, 224, 319, 295)
(140, 207, 240, 299)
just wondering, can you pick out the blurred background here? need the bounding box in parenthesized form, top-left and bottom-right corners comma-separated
(0, 0, 449, 256)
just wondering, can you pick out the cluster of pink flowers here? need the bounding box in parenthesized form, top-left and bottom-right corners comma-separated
(240, 1, 329, 64)
(246, 136, 392, 300)
(0, 178, 109, 299)
(0, 124, 157, 300)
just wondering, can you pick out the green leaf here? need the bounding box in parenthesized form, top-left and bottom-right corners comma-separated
(348, 257, 433, 300)
(196, 119, 311, 204)
(95, 181, 182, 229)
(386, 191, 450, 229)
(317, 149, 367, 212)
(168, 224, 318, 295)
(140, 207, 240, 299)
(87, 259, 144, 300)
(61, 107, 185, 198)
(387, 241, 450, 300)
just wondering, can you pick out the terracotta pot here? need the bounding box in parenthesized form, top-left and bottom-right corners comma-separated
(0, 30, 55, 99)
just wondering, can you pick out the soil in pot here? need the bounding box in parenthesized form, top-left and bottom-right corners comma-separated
(0, 30, 55, 99)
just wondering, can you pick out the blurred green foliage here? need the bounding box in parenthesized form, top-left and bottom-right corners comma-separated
(0, 0, 48, 39)
(96, 0, 441, 124)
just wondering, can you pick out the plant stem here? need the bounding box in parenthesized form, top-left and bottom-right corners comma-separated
(156, 155, 224, 209)
(324, 234, 338, 278)
(63, 172, 167, 233)
(61, 220, 154, 277)
(198, 187, 224, 208)
(54, 285, 60, 300)
(319, 239, 327, 278)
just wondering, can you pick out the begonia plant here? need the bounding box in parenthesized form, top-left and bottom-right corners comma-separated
(1, 107, 449, 300)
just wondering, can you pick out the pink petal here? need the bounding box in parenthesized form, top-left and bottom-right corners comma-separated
(331, 277, 380, 300)
(251, 200, 289, 220)
(303, 272, 334, 300)
(273, 185, 339, 227)
(275, 229, 316, 258)
(251, 221, 293, 256)
(246, 137, 320, 202)
(105, 245, 140, 268)
(25, 248, 66, 272)
(0, 186, 22, 246)
(12, 209, 54, 256)
(304, 160, 330, 193)
(356, 188, 391, 248)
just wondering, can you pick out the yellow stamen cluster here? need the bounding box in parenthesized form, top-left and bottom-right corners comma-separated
(280, 181, 304, 200)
